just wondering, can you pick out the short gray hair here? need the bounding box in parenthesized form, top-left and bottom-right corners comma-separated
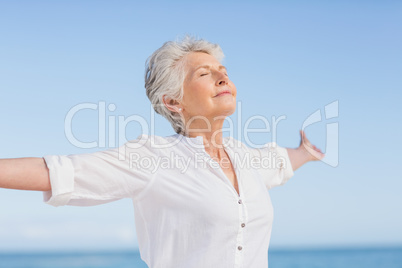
(145, 35, 224, 135)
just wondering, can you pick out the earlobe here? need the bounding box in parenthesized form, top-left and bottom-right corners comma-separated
(163, 95, 182, 113)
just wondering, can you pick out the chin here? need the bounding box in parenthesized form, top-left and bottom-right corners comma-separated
(218, 104, 236, 117)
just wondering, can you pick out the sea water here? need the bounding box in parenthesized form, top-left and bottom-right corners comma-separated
(268, 247, 402, 268)
(0, 247, 401, 268)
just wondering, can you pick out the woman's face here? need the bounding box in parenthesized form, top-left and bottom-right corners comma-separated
(180, 52, 237, 121)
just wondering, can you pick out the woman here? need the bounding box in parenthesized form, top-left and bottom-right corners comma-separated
(0, 36, 324, 267)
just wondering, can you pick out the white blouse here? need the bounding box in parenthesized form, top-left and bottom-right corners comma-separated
(43, 134, 294, 268)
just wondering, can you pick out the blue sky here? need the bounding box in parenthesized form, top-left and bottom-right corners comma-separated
(0, 0, 401, 251)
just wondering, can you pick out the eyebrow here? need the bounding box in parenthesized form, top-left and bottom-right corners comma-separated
(194, 65, 227, 72)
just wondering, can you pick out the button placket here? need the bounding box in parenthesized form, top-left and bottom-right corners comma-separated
(234, 193, 246, 268)
(201, 141, 248, 267)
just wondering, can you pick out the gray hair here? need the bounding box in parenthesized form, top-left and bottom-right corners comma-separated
(145, 35, 224, 135)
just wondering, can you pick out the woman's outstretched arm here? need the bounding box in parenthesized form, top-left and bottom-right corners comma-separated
(286, 130, 325, 171)
(0, 158, 51, 191)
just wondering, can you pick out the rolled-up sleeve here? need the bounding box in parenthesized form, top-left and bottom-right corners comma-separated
(43, 155, 75, 206)
(249, 142, 294, 190)
(43, 135, 159, 207)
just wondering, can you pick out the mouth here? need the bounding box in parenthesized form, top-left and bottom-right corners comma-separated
(214, 90, 232, 97)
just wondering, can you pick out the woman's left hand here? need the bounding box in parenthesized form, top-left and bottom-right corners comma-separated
(299, 130, 325, 161)
(286, 130, 325, 171)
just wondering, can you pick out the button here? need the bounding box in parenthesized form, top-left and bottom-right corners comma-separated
(237, 246, 243, 251)
(238, 199, 242, 204)
(241, 223, 245, 228)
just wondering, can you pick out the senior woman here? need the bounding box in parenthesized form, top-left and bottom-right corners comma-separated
(0, 36, 324, 268)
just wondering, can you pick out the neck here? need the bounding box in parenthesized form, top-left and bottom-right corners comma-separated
(185, 117, 226, 152)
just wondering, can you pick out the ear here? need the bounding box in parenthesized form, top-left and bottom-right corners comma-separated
(162, 95, 182, 113)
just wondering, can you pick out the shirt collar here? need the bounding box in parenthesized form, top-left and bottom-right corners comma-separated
(137, 133, 235, 152)
(173, 133, 234, 152)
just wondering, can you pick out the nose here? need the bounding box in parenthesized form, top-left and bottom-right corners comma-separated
(216, 71, 229, 86)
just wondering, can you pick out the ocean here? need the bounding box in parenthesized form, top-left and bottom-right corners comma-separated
(0, 247, 401, 268)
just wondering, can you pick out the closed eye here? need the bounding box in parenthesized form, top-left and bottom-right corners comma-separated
(200, 73, 209, 77)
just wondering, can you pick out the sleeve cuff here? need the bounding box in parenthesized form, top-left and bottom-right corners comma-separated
(42, 155, 75, 207)
(263, 142, 295, 189)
